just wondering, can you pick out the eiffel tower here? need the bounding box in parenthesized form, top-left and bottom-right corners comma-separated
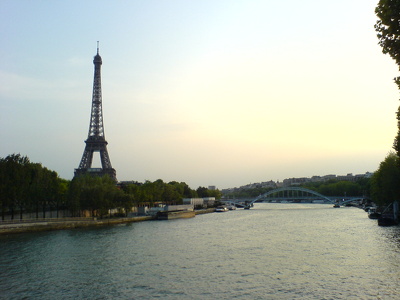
(74, 43, 117, 181)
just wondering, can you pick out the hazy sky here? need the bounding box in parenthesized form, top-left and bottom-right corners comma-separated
(1, 0, 399, 189)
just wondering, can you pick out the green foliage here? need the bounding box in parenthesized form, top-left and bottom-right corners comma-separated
(68, 175, 119, 217)
(375, 0, 400, 72)
(375, 0, 400, 157)
(0, 154, 65, 220)
(0, 153, 220, 218)
(196, 186, 222, 199)
(113, 190, 134, 216)
(302, 179, 369, 197)
(223, 187, 274, 199)
(120, 180, 218, 205)
(395, 108, 400, 159)
(370, 152, 400, 206)
(225, 179, 369, 200)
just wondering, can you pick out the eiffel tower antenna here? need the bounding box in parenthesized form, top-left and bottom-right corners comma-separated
(74, 43, 117, 181)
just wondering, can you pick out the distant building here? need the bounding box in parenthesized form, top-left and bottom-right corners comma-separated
(182, 198, 204, 207)
(183, 197, 216, 208)
(310, 176, 322, 182)
(260, 181, 277, 188)
(283, 177, 310, 187)
(322, 175, 336, 181)
(337, 173, 355, 182)
(222, 172, 373, 194)
(203, 197, 216, 207)
(355, 172, 373, 179)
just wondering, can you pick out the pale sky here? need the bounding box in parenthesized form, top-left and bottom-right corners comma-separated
(1, 0, 398, 189)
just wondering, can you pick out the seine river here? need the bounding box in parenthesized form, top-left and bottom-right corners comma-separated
(1, 204, 400, 299)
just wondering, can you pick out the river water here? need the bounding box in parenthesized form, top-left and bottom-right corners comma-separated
(1, 203, 400, 299)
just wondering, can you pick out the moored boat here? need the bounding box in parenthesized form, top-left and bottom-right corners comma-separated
(368, 207, 381, 219)
(215, 206, 228, 212)
(378, 213, 398, 226)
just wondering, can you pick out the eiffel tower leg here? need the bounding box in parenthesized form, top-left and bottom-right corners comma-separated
(100, 148, 112, 169)
(78, 147, 94, 169)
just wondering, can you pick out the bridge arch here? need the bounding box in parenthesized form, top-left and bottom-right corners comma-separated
(251, 187, 335, 204)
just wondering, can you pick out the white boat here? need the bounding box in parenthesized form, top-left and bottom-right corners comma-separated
(215, 206, 228, 212)
(227, 205, 236, 210)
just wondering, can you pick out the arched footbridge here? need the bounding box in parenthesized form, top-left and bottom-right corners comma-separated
(231, 187, 364, 207)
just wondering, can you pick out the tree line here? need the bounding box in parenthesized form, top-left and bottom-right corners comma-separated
(373, 0, 400, 209)
(1, 150, 399, 219)
(0, 154, 67, 220)
(223, 178, 371, 200)
(0, 153, 221, 220)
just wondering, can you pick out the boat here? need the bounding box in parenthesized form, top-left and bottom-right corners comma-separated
(377, 203, 398, 226)
(368, 207, 381, 219)
(215, 206, 228, 212)
(156, 210, 195, 220)
(378, 213, 398, 226)
(333, 204, 340, 208)
(227, 205, 236, 210)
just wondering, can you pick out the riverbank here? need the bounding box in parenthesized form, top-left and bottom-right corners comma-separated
(0, 208, 216, 235)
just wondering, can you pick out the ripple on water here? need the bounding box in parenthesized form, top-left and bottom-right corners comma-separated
(1, 204, 400, 299)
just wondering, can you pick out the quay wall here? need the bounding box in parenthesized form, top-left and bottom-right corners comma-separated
(0, 216, 155, 235)
(0, 208, 217, 235)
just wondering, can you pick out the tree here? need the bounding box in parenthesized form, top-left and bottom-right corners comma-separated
(68, 175, 119, 217)
(0, 154, 31, 219)
(196, 186, 209, 198)
(370, 152, 400, 206)
(114, 190, 134, 216)
(375, 0, 400, 158)
(67, 176, 83, 216)
(0, 154, 66, 220)
(182, 182, 197, 198)
(56, 178, 69, 217)
(196, 186, 222, 199)
(162, 182, 184, 205)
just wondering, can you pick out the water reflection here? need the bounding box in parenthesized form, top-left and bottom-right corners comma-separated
(1, 204, 400, 299)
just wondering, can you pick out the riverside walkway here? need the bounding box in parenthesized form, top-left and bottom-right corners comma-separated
(0, 208, 215, 235)
(0, 216, 154, 235)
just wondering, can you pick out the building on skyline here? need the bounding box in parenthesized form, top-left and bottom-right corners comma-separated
(221, 172, 373, 194)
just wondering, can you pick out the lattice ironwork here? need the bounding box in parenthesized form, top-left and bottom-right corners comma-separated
(74, 44, 117, 181)
(251, 187, 334, 204)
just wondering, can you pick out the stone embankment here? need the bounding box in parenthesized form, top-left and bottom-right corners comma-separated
(0, 208, 216, 235)
(0, 216, 154, 235)
(195, 208, 216, 215)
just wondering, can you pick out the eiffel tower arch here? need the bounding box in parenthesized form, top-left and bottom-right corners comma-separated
(74, 43, 117, 181)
